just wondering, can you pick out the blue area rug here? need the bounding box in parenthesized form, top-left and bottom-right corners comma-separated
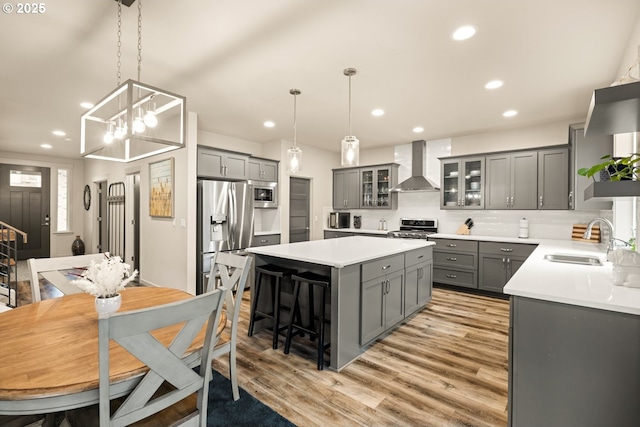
(208, 371, 296, 427)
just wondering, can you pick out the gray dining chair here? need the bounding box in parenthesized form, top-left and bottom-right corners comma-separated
(66, 287, 227, 427)
(206, 251, 252, 401)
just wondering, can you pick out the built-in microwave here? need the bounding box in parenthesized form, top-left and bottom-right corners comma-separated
(249, 181, 277, 208)
(329, 212, 350, 229)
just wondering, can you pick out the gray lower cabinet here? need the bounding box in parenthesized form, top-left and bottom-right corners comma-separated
(405, 247, 433, 315)
(197, 146, 249, 180)
(509, 296, 640, 427)
(251, 234, 280, 247)
(333, 168, 360, 209)
(538, 147, 569, 209)
(360, 254, 405, 344)
(478, 242, 536, 293)
(430, 238, 478, 289)
(324, 230, 354, 239)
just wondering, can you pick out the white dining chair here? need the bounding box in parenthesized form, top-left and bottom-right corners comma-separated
(207, 251, 252, 401)
(66, 287, 227, 427)
(27, 253, 107, 302)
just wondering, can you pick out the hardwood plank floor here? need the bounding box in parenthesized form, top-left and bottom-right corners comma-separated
(213, 287, 509, 427)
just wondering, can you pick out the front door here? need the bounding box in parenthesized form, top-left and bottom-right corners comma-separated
(289, 177, 310, 243)
(0, 164, 51, 259)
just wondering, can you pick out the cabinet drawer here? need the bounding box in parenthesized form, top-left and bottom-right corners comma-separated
(433, 267, 477, 289)
(252, 234, 281, 247)
(362, 254, 404, 282)
(479, 241, 536, 258)
(324, 231, 354, 239)
(433, 250, 476, 269)
(405, 247, 432, 267)
(430, 238, 478, 253)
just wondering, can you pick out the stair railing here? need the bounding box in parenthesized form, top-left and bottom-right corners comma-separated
(0, 221, 27, 308)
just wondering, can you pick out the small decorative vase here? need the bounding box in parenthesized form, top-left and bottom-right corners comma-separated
(72, 235, 85, 256)
(95, 293, 122, 314)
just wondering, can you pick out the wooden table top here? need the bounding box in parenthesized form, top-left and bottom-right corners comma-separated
(0, 287, 225, 402)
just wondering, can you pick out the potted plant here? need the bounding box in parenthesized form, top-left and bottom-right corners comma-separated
(577, 153, 640, 181)
(71, 253, 138, 314)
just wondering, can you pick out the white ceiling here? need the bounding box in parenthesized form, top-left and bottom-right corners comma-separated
(1, 0, 639, 159)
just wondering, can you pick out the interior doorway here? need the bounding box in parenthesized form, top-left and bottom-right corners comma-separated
(0, 164, 50, 259)
(96, 180, 108, 254)
(125, 173, 140, 272)
(289, 177, 310, 243)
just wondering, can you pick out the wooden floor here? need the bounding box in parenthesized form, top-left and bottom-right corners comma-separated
(213, 287, 510, 427)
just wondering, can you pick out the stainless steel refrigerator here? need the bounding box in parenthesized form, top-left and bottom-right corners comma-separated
(197, 180, 254, 294)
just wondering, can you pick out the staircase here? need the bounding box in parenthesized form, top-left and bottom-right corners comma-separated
(0, 221, 27, 308)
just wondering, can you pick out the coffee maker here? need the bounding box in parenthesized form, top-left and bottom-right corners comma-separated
(353, 215, 362, 229)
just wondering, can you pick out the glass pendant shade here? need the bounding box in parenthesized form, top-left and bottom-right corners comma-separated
(143, 101, 158, 127)
(103, 122, 115, 144)
(341, 135, 360, 166)
(287, 146, 302, 173)
(81, 79, 186, 162)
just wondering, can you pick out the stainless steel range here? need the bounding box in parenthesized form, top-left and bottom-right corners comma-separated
(389, 218, 438, 239)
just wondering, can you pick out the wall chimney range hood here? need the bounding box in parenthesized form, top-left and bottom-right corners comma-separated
(390, 140, 440, 192)
(584, 80, 640, 136)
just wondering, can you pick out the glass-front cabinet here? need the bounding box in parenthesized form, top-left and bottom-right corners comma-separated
(441, 157, 484, 209)
(359, 164, 398, 209)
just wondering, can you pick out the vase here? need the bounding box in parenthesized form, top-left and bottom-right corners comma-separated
(95, 293, 122, 314)
(72, 235, 85, 256)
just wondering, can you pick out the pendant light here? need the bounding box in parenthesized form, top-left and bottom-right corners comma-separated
(81, 0, 186, 162)
(341, 67, 360, 166)
(287, 89, 302, 173)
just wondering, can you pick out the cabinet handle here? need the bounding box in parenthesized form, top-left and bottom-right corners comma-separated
(417, 255, 424, 259)
(220, 165, 225, 175)
(446, 243, 457, 247)
(260, 239, 268, 243)
(382, 265, 391, 270)
(500, 248, 513, 252)
(506, 196, 509, 207)
(539, 195, 543, 208)
(418, 267, 422, 279)
(502, 257, 507, 268)
(569, 191, 573, 208)
(445, 274, 457, 279)
(510, 196, 514, 207)
(446, 257, 457, 261)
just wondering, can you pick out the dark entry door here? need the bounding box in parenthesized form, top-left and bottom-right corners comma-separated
(0, 164, 51, 259)
(289, 177, 310, 243)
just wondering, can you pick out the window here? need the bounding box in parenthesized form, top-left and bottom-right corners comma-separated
(57, 168, 70, 232)
(10, 170, 41, 187)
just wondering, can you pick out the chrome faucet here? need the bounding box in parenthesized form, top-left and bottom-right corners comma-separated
(583, 218, 616, 258)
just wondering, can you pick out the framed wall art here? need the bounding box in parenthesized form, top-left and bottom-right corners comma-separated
(149, 157, 174, 218)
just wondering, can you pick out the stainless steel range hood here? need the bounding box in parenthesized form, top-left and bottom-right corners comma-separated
(584, 80, 640, 136)
(390, 140, 440, 192)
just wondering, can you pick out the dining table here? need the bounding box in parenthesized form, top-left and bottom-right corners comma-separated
(0, 286, 225, 424)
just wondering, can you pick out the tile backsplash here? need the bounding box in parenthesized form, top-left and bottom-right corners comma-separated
(325, 191, 613, 240)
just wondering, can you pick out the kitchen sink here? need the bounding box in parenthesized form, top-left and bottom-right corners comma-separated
(543, 253, 603, 266)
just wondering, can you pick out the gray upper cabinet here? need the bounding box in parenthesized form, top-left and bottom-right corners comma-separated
(359, 165, 398, 209)
(538, 148, 569, 209)
(485, 151, 537, 210)
(248, 158, 278, 182)
(569, 123, 613, 210)
(197, 146, 249, 180)
(333, 168, 360, 210)
(441, 157, 484, 209)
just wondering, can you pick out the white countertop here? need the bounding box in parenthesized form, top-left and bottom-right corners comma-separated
(324, 227, 390, 235)
(247, 236, 433, 268)
(430, 233, 640, 315)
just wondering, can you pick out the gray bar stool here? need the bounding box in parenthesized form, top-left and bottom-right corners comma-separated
(248, 264, 297, 349)
(284, 271, 331, 370)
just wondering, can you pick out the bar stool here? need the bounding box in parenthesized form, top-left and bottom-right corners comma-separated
(284, 271, 331, 370)
(248, 264, 297, 349)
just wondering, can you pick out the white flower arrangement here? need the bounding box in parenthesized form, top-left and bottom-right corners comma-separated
(71, 253, 138, 298)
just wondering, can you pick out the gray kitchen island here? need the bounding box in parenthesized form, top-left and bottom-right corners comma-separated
(246, 236, 434, 370)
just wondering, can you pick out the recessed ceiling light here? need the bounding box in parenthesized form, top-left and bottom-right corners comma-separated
(64, 137, 72, 142)
(371, 109, 384, 116)
(52, 130, 66, 137)
(263, 121, 275, 128)
(452, 25, 477, 41)
(413, 126, 424, 133)
(41, 144, 52, 149)
(80, 102, 94, 109)
(503, 110, 518, 117)
(485, 80, 504, 89)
